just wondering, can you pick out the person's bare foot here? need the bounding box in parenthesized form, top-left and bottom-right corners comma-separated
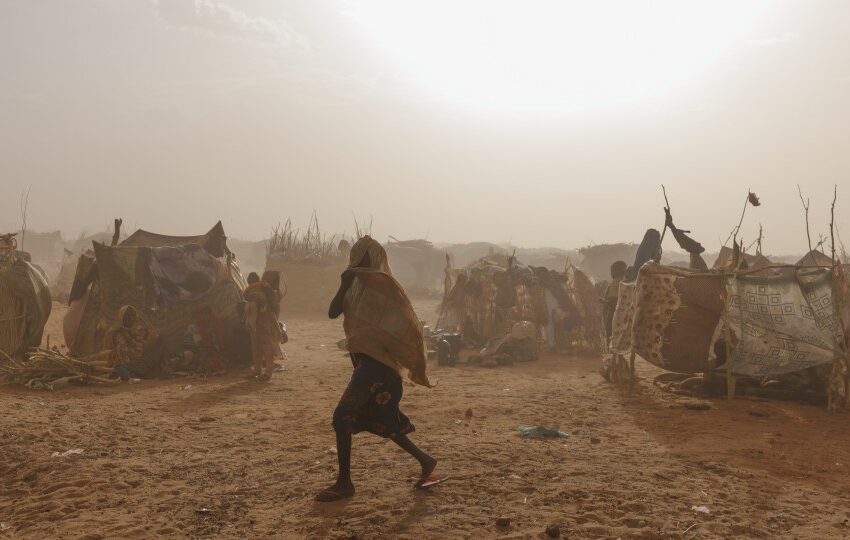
(315, 481, 355, 502)
(414, 456, 438, 488)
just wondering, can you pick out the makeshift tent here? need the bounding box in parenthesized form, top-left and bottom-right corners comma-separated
(610, 261, 847, 379)
(437, 256, 604, 352)
(796, 249, 834, 267)
(712, 246, 772, 270)
(0, 237, 52, 359)
(121, 220, 228, 257)
(723, 268, 844, 377)
(609, 263, 724, 373)
(65, 223, 245, 356)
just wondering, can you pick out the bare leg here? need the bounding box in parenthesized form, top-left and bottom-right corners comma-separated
(392, 434, 437, 485)
(316, 430, 355, 501)
(252, 346, 262, 376)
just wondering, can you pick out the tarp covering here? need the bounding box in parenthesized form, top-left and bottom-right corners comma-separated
(68, 225, 243, 356)
(0, 256, 52, 358)
(121, 221, 227, 258)
(723, 269, 845, 377)
(610, 263, 724, 373)
(609, 281, 636, 355)
(610, 262, 848, 378)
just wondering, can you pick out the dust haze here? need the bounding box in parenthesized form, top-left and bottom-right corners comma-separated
(2, 1, 849, 254)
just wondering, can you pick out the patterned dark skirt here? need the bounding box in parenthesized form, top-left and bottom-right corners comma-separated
(332, 353, 414, 438)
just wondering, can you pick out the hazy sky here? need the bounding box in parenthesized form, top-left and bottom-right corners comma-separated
(1, 1, 848, 255)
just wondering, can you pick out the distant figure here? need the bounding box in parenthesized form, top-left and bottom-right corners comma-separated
(243, 273, 282, 380)
(338, 238, 351, 255)
(106, 305, 163, 379)
(246, 272, 260, 285)
(317, 236, 445, 502)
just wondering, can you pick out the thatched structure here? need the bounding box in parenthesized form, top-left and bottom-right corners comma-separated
(264, 215, 350, 313)
(0, 234, 52, 360)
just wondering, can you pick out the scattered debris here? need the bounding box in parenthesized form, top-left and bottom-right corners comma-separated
(748, 411, 769, 418)
(692, 505, 710, 514)
(195, 507, 213, 515)
(545, 523, 561, 538)
(51, 448, 83, 458)
(199, 416, 216, 422)
(518, 426, 570, 439)
(1, 348, 114, 389)
(495, 517, 511, 527)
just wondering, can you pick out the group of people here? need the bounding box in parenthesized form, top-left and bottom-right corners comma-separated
(105, 270, 287, 381)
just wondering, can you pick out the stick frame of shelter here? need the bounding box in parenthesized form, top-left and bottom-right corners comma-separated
(830, 185, 837, 264)
(797, 184, 813, 253)
(654, 185, 671, 262)
(111, 218, 122, 246)
(722, 246, 750, 400)
(724, 189, 751, 248)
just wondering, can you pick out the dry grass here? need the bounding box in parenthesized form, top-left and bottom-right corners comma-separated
(266, 213, 345, 265)
(0, 347, 115, 390)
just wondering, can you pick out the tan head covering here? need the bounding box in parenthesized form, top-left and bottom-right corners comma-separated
(348, 235, 391, 275)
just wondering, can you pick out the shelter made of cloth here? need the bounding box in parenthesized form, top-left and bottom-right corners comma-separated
(722, 268, 845, 377)
(66, 223, 244, 357)
(609, 263, 725, 373)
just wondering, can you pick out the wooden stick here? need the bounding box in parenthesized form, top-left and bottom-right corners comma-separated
(724, 189, 752, 247)
(830, 185, 837, 264)
(655, 185, 671, 261)
(797, 184, 813, 253)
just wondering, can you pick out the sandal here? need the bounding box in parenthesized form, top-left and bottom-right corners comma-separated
(414, 475, 450, 489)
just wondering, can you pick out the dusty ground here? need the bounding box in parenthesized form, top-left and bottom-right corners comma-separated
(3, 299, 850, 539)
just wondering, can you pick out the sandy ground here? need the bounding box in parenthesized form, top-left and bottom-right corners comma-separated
(3, 299, 850, 539)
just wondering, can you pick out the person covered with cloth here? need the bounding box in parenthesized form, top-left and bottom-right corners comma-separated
(316, 236, 447, 502)
(242, 271, 282, 380)
(105, 305, 164, 379)
(177, 303, 228, 374)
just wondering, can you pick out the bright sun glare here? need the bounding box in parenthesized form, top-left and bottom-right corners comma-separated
(345, 0, 771, 116)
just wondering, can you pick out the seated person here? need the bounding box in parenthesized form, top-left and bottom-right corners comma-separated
(177, 304, 228, 374)
(227, 300, 254, 369)
(106, 305, 164, 379)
